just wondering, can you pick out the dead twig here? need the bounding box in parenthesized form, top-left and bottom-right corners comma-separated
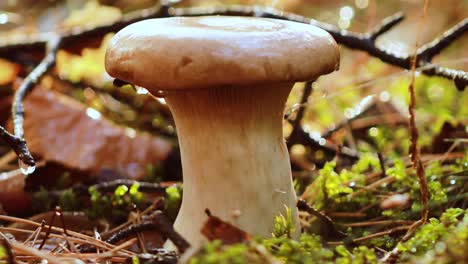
(297, 199, 347, 239)
(0, 126, 34, 168)
(287, 81, 313, 148)
(352, 225, 411, 244)
(104, 211, 190, 253)
(383, 3, 431, 261)
(343, 220, 414, 228)
(0, 35, 62, 168)
(0, 215, 131, 254)
(406, 0, 430, 228)
(38, 206, 59, 250)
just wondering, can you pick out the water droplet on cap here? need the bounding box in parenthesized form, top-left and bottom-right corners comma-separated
(135, 86, 149, 95)
(18, 159, 35, 175)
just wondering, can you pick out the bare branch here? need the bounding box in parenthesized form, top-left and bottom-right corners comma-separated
(105, 211, 190, 253)
(418, 18, 468, 62)
(368, 12, 405, 41)
(297, 199, 347, 239)
(0, 126, 33, 167)
(0, 35, 62, 168)
(287, 81, 313, 148)
(16, 35, 61, 152)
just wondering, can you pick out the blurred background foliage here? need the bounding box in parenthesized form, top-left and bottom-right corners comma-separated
(0, 1, 467, 263)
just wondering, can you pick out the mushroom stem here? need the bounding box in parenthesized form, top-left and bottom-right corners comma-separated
(165, 82, 300, 247)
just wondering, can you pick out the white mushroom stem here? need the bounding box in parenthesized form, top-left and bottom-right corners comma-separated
(165, 82, 300, 247)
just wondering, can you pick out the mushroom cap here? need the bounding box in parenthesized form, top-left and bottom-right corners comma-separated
(105, 16, 339, 91)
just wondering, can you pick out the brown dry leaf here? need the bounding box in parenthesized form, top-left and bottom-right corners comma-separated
(201, 210, 251, 245)
(0, 169, 29, 214)
(22, 87, 172, 179)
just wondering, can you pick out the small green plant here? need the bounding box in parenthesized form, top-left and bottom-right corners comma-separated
(0, 245, 6, 260)
(397, 208, 466, 259)
(262, 233, 334, 263)
(32, 186, 53, 212)
(131, 255, 140, 264)
(144, 163, 165, 183)
(87, 183, 146, 222)
(58, 188, 79, 211)
(164, 185, 182, 221)
(272, 207, 295, 238)
(190, 233, 382, 264)
(189, 240, 267, 264)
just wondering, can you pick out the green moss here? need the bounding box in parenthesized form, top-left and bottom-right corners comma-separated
(190, 234, 382, 264)
(87, 183, 146, 222)
(58, 188, 79, 211)
(164, 185, 182, 221)
(398, 209, 467, 259)
(0, 245, 6, 260)
(272, 207, 295, 238)
(189, 240, 268, 264)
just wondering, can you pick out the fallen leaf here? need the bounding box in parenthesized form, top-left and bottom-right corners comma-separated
(22, 87, 172, 179)
(0, 169, 29, 214)
(201, 209, 251, 245)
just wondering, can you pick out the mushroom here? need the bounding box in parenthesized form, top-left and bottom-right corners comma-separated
(105, 16, 339, 247)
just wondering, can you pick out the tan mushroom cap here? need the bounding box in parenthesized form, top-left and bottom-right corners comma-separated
(105, 16, 339, 91)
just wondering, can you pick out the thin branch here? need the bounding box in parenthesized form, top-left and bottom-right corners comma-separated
(343, 220, 414, 228)
(297, 199, 347, 239)
(285, 81, 358, 160)
(368, 12, 405, 41)
(0, 126, 32, 167)
(38, 206, 58, 250)
(12, 35, 61, 140)
(291, 129, 360, 160)
(418, 18, 468, 62)
(352, 225, 411, 244)
(287, 81, 313, 149)
(407, 0, 430, 226)
(377, 152, 387, 178)
(384, 4, 431, 261)
(105, 222, 155, 245)
(105, 211, 190, 253)
(321, 100, 377, 138)
(0, 35, 62, 167)
(147, 211, 190, 253)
